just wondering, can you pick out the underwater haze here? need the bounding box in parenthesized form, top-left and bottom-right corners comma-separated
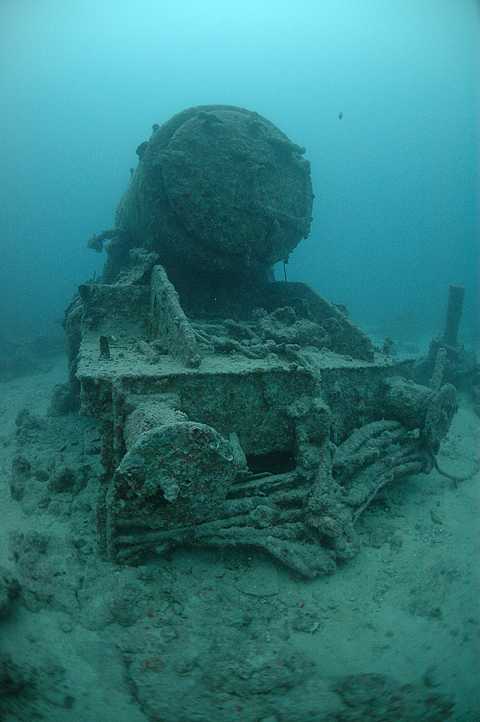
(0, 0, 478, 344)
(2, 3, 480, 722)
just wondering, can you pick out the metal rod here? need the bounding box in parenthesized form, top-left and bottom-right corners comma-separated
(443, 284, 465, 347)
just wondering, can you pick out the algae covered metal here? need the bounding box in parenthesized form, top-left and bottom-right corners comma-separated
(65, 105, 456, 578)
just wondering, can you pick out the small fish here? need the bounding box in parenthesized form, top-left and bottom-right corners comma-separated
(338, 112, 343, 120)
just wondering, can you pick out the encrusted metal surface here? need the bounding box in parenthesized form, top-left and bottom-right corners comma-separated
(61, 106, 459, 577)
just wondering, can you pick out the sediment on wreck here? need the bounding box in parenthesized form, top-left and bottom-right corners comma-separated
(54, 105, 460, 578)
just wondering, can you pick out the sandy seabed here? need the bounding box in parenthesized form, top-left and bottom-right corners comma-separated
(0, 354, 479, 721)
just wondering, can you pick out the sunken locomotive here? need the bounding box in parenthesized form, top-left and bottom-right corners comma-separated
(63, 105, 456, 577)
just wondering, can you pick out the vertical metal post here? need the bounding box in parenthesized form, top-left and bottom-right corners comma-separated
(442, 284, 464, 347)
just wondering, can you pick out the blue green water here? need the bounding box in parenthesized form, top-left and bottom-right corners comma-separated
(0, 0, 478, 343)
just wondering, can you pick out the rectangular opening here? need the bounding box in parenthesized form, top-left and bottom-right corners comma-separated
(246, 449, 296, 475)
